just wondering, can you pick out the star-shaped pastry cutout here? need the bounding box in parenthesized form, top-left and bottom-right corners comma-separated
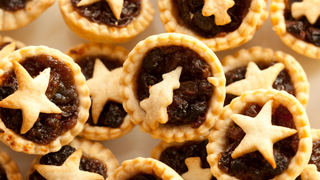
(226, 62, 285, 96)
(140, 66, 182, 125)
(202, 0, 235, 25)
(230, 100, 297, 168)
(77, 0, 123, 20)
(0, 61, 61, 134)
(86, 58, 123, 124)
(301, 164, 320, 180)
(292, 0, 320, 24)
(35, 149, 104, 180)
(0, 42, 15, 60)
(181, 157, 212, 180)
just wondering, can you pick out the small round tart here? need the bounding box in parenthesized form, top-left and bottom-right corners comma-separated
(158, 0, 265, 52)
(58, 0, 155, 43)
(27, 138, 119, 180)
(0, 0, 55, 31)
(270, 0, 320, 59)
(206, 89, 312, 180)
(0, 150, 23, 180)
(121, 33, 225, 143)
(108, 157, 183, 180)
(222, 46, 309, 108)
(151, 134, 217, 180)
(0, 45, 90, 155)
(65, 43, 135, 141)
(0, 36, 25, 50)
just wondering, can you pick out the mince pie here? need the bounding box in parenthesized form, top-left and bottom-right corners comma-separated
(27, 137, 119, 180)
(121, 33, 226, 143)
(206, 89, 312, 180)
(65, 43, 135, 140)
(0, 0, 55, 31)
(158, 0, 268, 51)
(59, 0, 155, 43)
(151, 134, 217, 180)
(0, 46, 91, 155)
(0, 150, 23, 180)
(222, 46, 309, 108)
(271, 0, 320, 59)
(107, 157, 183, 180)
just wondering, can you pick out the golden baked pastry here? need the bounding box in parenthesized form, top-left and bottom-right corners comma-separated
(222, 46, 309, 108)
(0, 150, 23, 180)
(65, 43, 135, 140)
(59, 0, 155, 43)
(27, 137, 119, 180)
(0, 45, 90, 155)
(158, 0, 267, 51)
(270, 0, 320, 59)
(0, 36, 25, 50)
(121, 33, 225, 143)
(0, 0, 55, 31)
(207, 89, 312, 180)
(107, 157, 183, 180)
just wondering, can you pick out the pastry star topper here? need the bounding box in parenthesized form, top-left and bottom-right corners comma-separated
(226, 62, 285, 96)
(0, 61, 61, 134)
(230, 100, 297, 168)
(181, 157, 212, 180)
(86, 58, 123, 124)
(0, 42, 15, 60)
(35, 149, 104, 180)
(292, 0, 320, 24)
(77, 0, 123, 20)
(202, 0, 235, 25)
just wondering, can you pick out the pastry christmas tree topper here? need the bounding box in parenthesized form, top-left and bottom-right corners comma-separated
(77, 0, 124, 20)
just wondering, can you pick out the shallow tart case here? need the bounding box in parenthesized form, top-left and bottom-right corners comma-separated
(0, 150, 23, 180)
(206, 89, 312, 180)
(121, 33, 225, 143)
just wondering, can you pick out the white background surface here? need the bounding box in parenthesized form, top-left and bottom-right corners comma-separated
(1, 0, 320, 178)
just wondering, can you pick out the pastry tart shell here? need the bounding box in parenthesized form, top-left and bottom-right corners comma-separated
(206, 89, 312, 180)
(0, 45, 91, 155)
(0, 150, 23, 180)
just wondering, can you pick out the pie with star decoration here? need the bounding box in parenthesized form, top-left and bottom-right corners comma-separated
(58, 0, 155, 43)
(271, 0, 320, 59)
(206, 89, 312, 180)
(65, 42, 135, 141)
(0, 45, 91, 155)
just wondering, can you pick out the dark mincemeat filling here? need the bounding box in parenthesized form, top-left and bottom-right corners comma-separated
(224, 61, 295, 106)
(0, 0, 31, 11)
(28, 145, 107, 180)
(0, 165, 7, 180)
(285, 0, 320, 46)
(75, 55, 127, 128)
(0, 55, 79, 145)
(71, 0, 141, 27)
(219, 103, 299, 180)
(174, 0, 251, 38)
(159, 139, 217, 180)
(137, 46, 214, 128)
(128, 173, 162, 180)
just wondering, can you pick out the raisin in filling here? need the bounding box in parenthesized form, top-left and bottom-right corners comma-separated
(174, 0, 251, 38)
(129, 173, 162, 180)
(0, 0, 31, 11)
(0, 55, 79, 145)
(218, 104, 299, 180)
(137, 46, 214, 128)
(284, 0, 320, 46)
(159, 139, 217, 180)
(71, 0, 141, 28)
(224, 61, 295, 106)
(28, 145, 107, 180)
(76, 55, 127, 128)
(0, 165, 7, 180)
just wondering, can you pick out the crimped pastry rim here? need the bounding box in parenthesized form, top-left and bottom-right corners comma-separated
(206, 89, 312, 180)
(222, 46, 309, 108)
(121, 33, 226, 143)
(66, 42, 136, 141)
(158, 0, 264, 52)
(0, 150, 23, 180)
(0, 45, 91, 155)
(58, 0, 155, 43)
(270, 0, 320, 59)
(0, 36, 26, 49)
(0, 0, 55, 31)
(107, 157, 183, 180)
